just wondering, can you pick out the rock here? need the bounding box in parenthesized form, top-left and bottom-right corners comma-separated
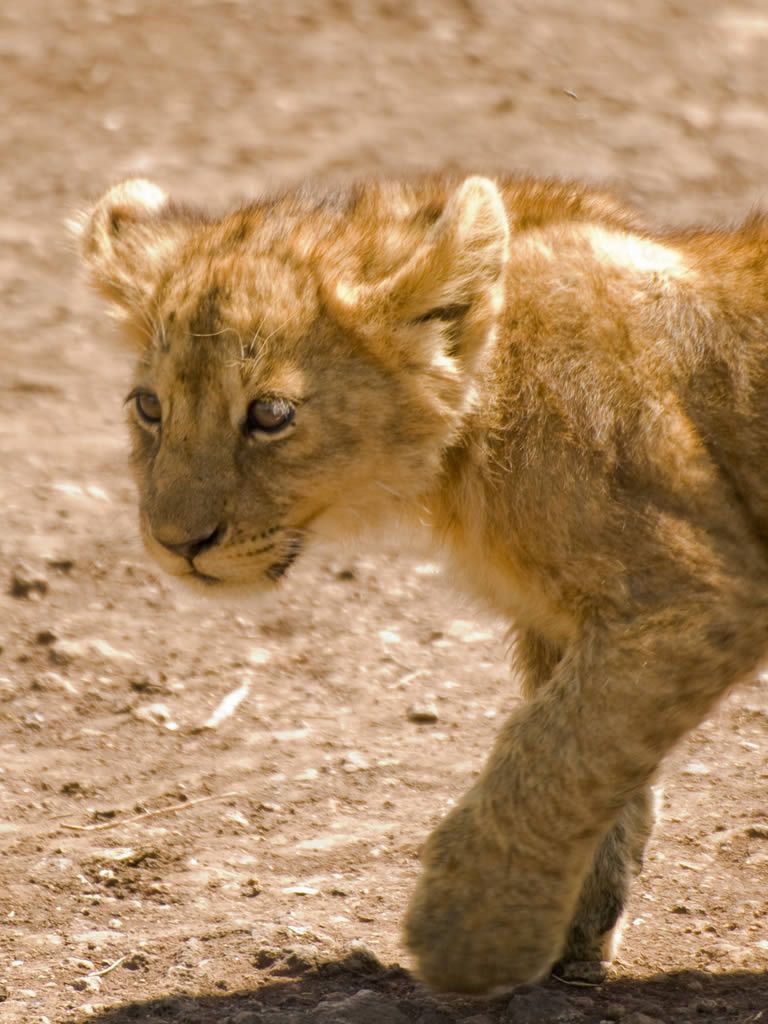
(259, 1012, 303, 1024)
(506, 992, 573, 1024)
(341, 750, 370, 772)
(689, 998, 720, 1015)
(248, 646, 272, 665)
(252, 948, 281, 969)
(47, 557, 74, 573)
(552, 958, 609, 984)
(228, 1012, 262, 1024)
(318, 988, 408, 1024)
(73, 929, 124, 946)
(70, 974, 101, 992)
(407, 702, 439, 723)
(49, 636, 136, 666)
(9, 564, 49, 599)
(66, 957, 95, 971)
(122, 951, 150, 970)
(345, 939, 383, 969)
(0, 676, 17, 701)
(622, 1014, 665, 1024)
(270, 950, 316, 976)
(48, 639, 85, 665)
(683, 971, 709, 991)
(415, 1008, 457, 1024)
(133, 702, 178, 730)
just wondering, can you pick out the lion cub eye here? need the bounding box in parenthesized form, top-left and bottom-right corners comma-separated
(130, 390, 162, 425)
(245, 399, 295, 435)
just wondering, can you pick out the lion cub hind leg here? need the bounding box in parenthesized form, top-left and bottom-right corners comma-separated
(553, 785, 656, 983)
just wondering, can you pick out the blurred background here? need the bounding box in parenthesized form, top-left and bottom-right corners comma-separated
(3, 2, 768, 1022)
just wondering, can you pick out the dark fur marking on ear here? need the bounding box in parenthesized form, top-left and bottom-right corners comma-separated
(418, 202, 445, 226)
(409, 303, 471, 325)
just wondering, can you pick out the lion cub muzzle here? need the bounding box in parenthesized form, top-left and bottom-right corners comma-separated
(155, 522, 225, 563)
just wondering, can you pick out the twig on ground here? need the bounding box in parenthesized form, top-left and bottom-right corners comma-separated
(62, 791, 240, 832)
(90, 954, 130, 977)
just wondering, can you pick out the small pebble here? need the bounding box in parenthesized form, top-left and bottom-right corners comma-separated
(70, 975, 101, 993)
(416, 1008, 456, 1024)
(229, 1012, 261, 1024)
(317, 988, 408, 1024)
(345, 939, 382, 968)
(552, 958, 608, 984)
(67, 957, 94, 971)
(684, 972, 708, 991)
(47, 557, 74, 573)
(133, 703, 178, 730)
(690, 998, 719, 1014)
(342, 751, 370, 772)
(407, 702, 439, 724)
(9, 565, 49, 599)
(49, 639, 82, 665)
(122, 952, 150, 970)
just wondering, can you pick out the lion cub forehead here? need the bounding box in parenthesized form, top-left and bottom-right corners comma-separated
(159, 245, 320, 346)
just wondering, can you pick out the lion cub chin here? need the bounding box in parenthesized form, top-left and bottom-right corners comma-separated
(79, 170, 768, 992)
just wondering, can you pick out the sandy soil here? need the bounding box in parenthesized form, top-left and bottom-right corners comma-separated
(2, 1, 768, 1022)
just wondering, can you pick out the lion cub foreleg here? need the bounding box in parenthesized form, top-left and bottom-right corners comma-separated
(405, 581, 768, 993)
(514, 630, 656, 980)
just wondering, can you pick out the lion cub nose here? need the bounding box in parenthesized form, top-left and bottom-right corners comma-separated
(156, 524, 225, 562)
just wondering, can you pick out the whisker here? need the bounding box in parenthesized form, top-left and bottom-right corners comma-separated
(376, 481, 404, 499)
(262, 312, 294, 344)
(189, 326, 241, 339)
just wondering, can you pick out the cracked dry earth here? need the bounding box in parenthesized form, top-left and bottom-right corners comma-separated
(2, 0, 768, 1022)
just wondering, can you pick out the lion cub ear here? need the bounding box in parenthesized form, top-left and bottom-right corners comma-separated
(336, 176, 509, 371)
(75, 179, 188, 334)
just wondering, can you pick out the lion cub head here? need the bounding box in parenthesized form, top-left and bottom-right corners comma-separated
(79, 175, 509, 590)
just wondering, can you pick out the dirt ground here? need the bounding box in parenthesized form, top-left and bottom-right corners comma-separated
(3, 1, 768, 1022)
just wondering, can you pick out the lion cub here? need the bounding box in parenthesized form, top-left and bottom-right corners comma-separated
(79, 172, 768, 993)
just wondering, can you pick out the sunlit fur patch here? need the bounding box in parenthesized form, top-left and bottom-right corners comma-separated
(581, 225, 689, 279)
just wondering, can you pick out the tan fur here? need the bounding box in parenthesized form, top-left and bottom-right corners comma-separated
(80, 172, 768, 993)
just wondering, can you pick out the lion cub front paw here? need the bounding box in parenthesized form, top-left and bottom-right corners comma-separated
(404, 799, 581, 993)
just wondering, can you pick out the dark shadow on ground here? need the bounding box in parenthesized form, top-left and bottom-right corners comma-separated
(83, 948, 767, 1024)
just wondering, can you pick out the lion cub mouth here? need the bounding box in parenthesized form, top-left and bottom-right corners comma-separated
(177, 529, 305, 587)
(265, 533, 303, 582)
(188, 568, 223, 586)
